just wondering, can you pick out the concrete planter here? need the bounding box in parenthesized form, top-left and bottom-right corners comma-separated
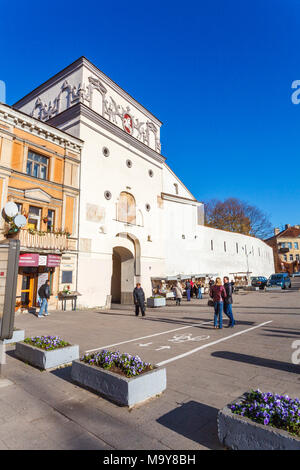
(218, 394, 300, 450)
(15, 341, 79, 370)
(71, 360, 167, 407)
(3, 329, 25, 344)
(147, 297, 166, 308)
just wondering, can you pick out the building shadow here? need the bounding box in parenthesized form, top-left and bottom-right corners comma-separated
(211, 351, 299, 374)
(263, 328, 300, 336)
(157, 400, 222, 449)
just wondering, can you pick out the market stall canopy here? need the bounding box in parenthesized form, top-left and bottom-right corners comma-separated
(151, 273, 219, 281)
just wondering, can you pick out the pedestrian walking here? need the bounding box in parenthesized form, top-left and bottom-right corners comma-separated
(190, 279, 194, 298)
(209, 277, 226, 329)
(174, 283, 183, 306)
(133, 283, 146, 316)
(38, 279, 50, 317)
(197, 282, 203, 299)
(223, 276, 235, 327)
(193, 283, 198, 298)
(185, 280, 191, 301)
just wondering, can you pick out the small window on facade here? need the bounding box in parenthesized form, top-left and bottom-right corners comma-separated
(288, 242, 292, 249)
(211, 240, 213, 251)
(296, 254, 299, 261)
(126, 159, 132, 168)
(236, 243, 238, 253)
(47, 209, 55, 232)
(102, 147, 110, 157)
(174, 183, 178, 195)
(16, 203, 23, 214)
(294, 242, 299, 250)
(284, 255, 287, 261)
(258, 248, 260, 256)
(145, 204, 151, 212)
(28, 206, 41, 230)
(148, 169, 154, 177)
(289, 254, 293, 261)
(224, 241, 226, 252)
(27, 151, 48, 180)
(62, 270, 73, 284)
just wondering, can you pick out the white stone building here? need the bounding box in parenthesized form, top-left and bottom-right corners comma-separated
(13, 57, 274, 307)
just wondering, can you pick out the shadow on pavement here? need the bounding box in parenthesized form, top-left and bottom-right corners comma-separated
(211, 351, 299, 374)
(157, 400, 222, 449)
(263, 329, 300, 336)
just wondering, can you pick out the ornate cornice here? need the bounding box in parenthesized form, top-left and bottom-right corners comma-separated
(47, 103, 166, 164)
(0, 103, 83, 152)
(13, 56, 162, 127)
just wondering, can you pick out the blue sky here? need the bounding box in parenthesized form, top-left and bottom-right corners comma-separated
(1, 0, 299, 230)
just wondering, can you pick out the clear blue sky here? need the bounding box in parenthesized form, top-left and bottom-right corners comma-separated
(1, 0, 299, 230)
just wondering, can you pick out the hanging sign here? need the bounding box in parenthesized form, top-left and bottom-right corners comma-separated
(47, 254, 61, 267)
(19, 253, 39, 267)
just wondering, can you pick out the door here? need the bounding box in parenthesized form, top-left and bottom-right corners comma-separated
(20, 273, 34, 307)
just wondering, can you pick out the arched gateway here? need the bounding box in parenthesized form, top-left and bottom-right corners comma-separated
(111, 233, 141, 304)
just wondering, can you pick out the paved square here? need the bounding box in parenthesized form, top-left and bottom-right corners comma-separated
(0, 281, 299, 450)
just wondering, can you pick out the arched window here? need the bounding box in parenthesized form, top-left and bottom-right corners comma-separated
(117, 192, 136, 224)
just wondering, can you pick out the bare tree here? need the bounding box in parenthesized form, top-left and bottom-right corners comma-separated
(205, 198, 273, 239)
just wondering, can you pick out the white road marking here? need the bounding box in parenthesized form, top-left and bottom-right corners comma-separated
(168, 333, 210, 343)
(155, 346, 171, 351)
(156, 321, 273, 366)
(85, 320, 213, 353)
(137, 342, 153, 347)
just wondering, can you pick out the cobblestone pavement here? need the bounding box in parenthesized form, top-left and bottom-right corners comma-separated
(0, 281, 299, 450)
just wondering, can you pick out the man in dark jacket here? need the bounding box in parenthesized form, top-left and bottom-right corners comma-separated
(38, 280, 50, 318)
(223, 277, 235, 327)
(133, 283, 145, 317)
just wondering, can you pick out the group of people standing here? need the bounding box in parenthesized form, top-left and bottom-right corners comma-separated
(209, 277, 235, 329)
(133, 278, 235, 330)
(174, 280, 203, 304)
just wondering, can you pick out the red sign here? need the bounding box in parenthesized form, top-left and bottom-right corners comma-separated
(19, 254, 39, 267)
(47, 255, 61, 267)
(123, 113, 133, 135)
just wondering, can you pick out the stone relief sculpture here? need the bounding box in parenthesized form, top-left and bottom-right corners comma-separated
(30, 76, 161, 152)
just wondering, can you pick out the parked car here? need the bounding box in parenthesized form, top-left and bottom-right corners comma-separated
(292, 272, 300, 277)
(251, 276, 268, 289)
(266, 273, 292, 290)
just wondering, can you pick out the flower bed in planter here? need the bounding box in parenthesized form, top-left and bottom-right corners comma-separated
(147, 296, 166, 308)
(71, 349, 167, 407)
(218, 389, 300, 450)
(3, 329, 25, 345)
(15, 335, 79, 370)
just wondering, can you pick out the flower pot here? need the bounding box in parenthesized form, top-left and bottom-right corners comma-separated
(218, 392, 300, 450)
(147, 297, 166, 308)
(71, 360, 167, 407)
(15, 342, 79, 370)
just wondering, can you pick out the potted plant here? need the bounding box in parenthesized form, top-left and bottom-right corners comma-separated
(147, 295, 166, 308)
(15, 335, 79, 370)
(218, 389, 300, 450)
(71, 349, 167, 407)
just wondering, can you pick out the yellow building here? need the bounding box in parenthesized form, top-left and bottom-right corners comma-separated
(0, 103, 82, 311)
(265, 224, 300, 273)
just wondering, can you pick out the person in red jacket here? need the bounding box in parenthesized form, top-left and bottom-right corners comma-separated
(209, 277, 226, 329)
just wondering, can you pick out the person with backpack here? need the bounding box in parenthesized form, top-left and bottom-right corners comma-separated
(223, 276, 235, 327)
(209, 277, 226, 329)
(38, 279, 50, 318)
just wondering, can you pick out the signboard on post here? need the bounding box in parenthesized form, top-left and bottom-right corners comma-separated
(0, 239, 20, 340)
